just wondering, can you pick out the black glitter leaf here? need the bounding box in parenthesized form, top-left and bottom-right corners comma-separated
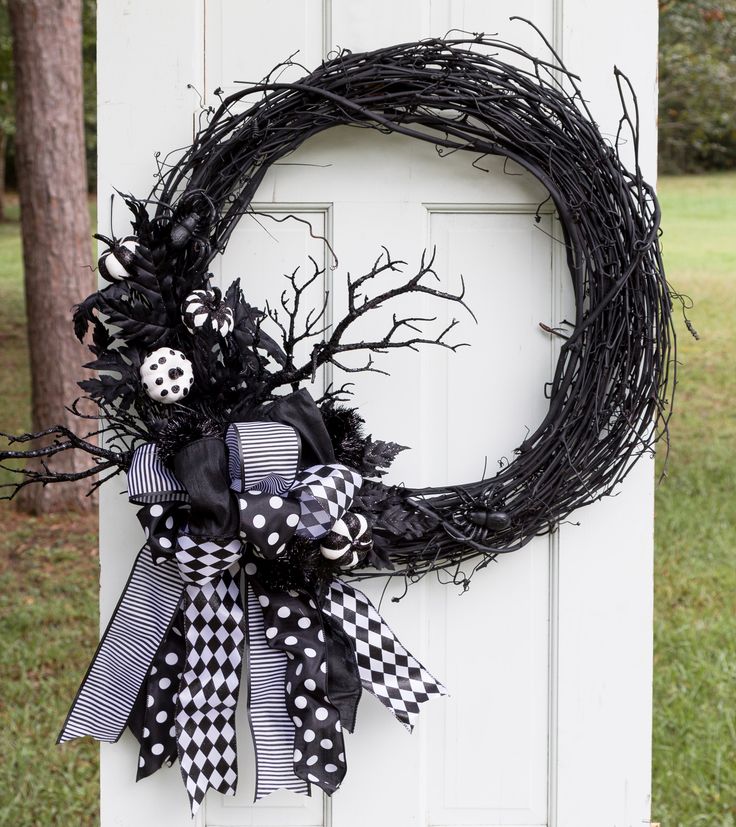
(361, 438, 408, 479)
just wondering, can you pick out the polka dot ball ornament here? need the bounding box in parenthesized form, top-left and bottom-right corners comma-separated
(139, 348, 194, 404)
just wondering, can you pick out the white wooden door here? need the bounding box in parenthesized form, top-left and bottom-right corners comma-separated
(97, 3, 658, 826)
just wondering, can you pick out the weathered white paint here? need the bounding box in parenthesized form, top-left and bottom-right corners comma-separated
(97, 1, 657, 825)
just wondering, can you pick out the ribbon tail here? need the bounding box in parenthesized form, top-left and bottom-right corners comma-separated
(58, 547, 184, 744)
(176, 566, 245, 816)
(131, 609, 186, 780)
(246, 583, 309, 800)
(248, 566, 347, 794)
(321, 612, 362, 733)
(322, 580, 447, 731)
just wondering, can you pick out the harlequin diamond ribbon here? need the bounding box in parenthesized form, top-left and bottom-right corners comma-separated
(58, 403, 445, 815)
(176, 556, 244, 810)
(322, 580, 448, 730)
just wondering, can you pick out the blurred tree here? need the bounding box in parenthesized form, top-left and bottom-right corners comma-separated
(82, 0, 96, 189)
(1, 0, 95, 198)
(8, 0, 95, 512)
(659, 0, 736, 173)
(0, 2, 14, 220)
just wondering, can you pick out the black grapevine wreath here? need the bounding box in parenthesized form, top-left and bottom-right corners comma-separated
(1, 28, 680, 815)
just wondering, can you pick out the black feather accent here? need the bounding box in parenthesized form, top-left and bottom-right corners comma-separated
(255, 535, 337, 593)
(153, 410, 223, 467)
(320, 404, 367, 469)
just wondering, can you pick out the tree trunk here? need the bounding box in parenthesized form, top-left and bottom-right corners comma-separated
(9, 0, 95, 513)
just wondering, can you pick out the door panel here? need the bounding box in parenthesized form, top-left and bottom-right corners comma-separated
(199, 49, 561, 827)
(98, 1, 657, 825)
(205, 0, 326, 95)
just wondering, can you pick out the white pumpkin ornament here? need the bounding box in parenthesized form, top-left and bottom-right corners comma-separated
(98, 236, 139, 282)
(319, 512, 373, 569)
(140, 348, 194, 404)
(182, 287, 234, 338)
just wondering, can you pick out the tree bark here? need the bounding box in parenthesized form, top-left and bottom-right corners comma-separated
(9, 0, 95, 513)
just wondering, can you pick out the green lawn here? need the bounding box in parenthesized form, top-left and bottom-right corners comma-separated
(0, 201, 100, 826)
(652, 173, 736, 827)
(0, 175, 733, 825)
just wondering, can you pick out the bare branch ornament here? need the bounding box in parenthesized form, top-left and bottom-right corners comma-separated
(1, 28, 681, 814)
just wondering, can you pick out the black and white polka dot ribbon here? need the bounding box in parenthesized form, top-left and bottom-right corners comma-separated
(226, 421, 362, 556)
(246, 561, 349, 794)
(129, 610, 185, 779)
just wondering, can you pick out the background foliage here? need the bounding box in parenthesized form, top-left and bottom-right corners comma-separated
(0, 2, 735, 184)
(0, 0, 96, 194)
(658, 0, 736, 173)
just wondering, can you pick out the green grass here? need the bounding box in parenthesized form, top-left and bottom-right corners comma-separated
(0, 515, 100, 826)
(0, 201, 30, 443)
(652, 173, 736, 826)
(0, 176, 733, 825)
(0, 199, 101, 826)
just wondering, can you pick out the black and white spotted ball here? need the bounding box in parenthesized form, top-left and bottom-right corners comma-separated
(98, 236, 138, 282)
(182, 288, 234, 337)
(140, 348, 194, 404)
(319, 512, 372, 569)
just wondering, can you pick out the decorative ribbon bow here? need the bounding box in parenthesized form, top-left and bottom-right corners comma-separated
(59, 414, 446, 815)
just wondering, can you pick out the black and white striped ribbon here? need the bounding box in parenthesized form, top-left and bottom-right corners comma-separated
(128, 443, 188, 504)
(246, 579, 309, 800)
(226, 422, 300, 495)
(58, 547, 184, 743)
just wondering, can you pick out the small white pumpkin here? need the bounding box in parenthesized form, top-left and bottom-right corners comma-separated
(182, 287, 234, 338)
(320, 512, 372, 569)
(140, 348, 194, 404)
(98, 237, 138, 282)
